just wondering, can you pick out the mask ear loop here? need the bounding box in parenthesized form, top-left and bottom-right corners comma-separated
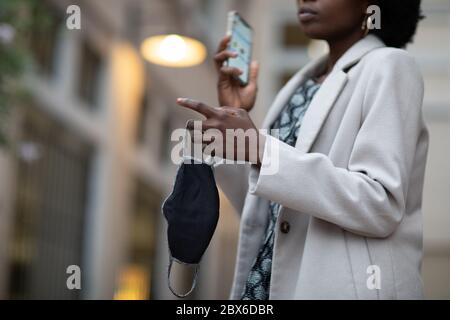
(167, 255, 200, 298)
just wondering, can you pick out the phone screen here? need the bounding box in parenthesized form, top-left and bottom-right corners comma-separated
(226, 12, 253, 86)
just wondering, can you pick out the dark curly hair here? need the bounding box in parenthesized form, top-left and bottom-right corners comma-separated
(369, 0, 425, 48)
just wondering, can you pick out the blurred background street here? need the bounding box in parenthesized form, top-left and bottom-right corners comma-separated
(0, 0, 449, 299)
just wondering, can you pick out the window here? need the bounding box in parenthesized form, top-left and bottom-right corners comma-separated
(8, 108, 92, 299)
(114, 180, 161, 300)
(78, 41, 103, 109)
(159, 114, 172, 164)
(136, 90, 150, 145)
(28, 3, 63, 77)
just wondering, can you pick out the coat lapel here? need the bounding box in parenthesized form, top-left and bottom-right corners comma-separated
(260, 35, 386, 154)
(294, 70, 348, 153)
(261, 55, 328, 130)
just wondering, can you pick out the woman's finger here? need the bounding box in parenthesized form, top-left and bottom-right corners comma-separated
(177, 98, 216, 118)
(216, 35, 231, 55)
(220, 66, 243, 77)
(186, 120, 221, 144)
(214, 51, 238, 65)
(187, 119, 219, 131)
(214, 36, 233, 70)
(248, 61, 259, 87)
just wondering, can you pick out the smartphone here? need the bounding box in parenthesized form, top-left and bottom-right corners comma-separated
(225, 11, 253, 86)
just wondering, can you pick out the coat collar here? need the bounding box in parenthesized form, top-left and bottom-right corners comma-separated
(261, 35, 385, 154)
(333, 34, 385, 72)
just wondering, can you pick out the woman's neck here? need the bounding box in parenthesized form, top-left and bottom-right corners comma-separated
(318, 30, 366, 82)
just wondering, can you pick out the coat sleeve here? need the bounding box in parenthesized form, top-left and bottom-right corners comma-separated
(213, 163, 250, 216)
(248, 50, 426, 238)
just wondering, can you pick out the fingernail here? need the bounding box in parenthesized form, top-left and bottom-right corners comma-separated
(177, 98, 186, 103)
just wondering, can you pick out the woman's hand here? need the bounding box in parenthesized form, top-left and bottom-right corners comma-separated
(177, 98, 264, 166)
(214, 35, 259, 112)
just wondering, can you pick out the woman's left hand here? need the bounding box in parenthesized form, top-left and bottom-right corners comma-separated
(176, 98, 263, 165)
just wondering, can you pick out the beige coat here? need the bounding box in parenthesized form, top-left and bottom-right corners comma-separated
(211, 34, 429, 300)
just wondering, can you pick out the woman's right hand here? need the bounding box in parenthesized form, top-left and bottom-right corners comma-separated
(214, 35, 259, 112)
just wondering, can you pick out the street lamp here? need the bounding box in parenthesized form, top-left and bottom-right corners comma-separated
(140, 34, 207, 68)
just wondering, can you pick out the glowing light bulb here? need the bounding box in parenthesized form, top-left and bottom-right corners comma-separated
(141, 34, 207, 68)
(158, 35, 187, 62)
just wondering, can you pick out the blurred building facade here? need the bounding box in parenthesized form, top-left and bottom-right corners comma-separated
(0, 0, 448, 300)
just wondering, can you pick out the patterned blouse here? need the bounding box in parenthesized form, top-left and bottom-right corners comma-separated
(241, 78, 322, 300)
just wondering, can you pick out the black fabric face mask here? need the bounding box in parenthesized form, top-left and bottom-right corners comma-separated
(162, 159, 220, 298)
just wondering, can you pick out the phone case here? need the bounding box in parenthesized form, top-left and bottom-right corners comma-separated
(225, 11, 253, 86)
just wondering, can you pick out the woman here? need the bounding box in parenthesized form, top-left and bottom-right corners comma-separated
(176, 0, 428, 299)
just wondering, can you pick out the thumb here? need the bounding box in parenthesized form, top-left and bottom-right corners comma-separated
(249, 61, 259, 86)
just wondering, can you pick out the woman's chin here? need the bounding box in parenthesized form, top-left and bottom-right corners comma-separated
(298, 23, 326, 39)
(299, 30, 326, 41)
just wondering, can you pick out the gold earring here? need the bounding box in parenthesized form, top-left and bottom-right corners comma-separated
(364, 16, 373, 36)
